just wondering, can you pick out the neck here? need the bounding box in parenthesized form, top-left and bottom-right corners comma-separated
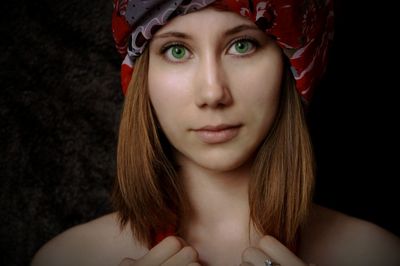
(177, 157, 262, 265)
(178, 157, 255, 239)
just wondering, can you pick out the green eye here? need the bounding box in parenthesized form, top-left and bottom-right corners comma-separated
(163, 44, 189, 62)
(171, 46, 186, 59)
(234, 41, 251, 54)
(228, 38, 257, 56)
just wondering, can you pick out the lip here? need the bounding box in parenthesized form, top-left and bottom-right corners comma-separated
(193, 124, 241, 144)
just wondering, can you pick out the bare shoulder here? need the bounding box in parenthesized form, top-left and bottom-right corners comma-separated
(31, 212, 148, 266)
(300, 204, 400, 266)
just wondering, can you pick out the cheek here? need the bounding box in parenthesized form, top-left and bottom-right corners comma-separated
(232, 65, 282, 110)
(149, 75, 178, 107)
(230, 61, 282, 134)
(148, 67, 194, 135)
(149, 66, 187, 111)
(228, 48, 283, 99)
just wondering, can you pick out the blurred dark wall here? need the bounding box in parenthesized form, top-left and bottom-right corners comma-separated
(307, 0, 400, 237)
(1, 1, 398, 265)
(1, 1, 121, 265)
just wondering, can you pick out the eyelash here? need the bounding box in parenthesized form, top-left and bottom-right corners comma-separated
(159, 36, 260, 63)
(160, 41, 189, 63)
(229, 36, 260, 56)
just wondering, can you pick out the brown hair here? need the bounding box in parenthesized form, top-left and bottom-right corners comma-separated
(113, 48, 315, 251)
(249, 60, 315, 251)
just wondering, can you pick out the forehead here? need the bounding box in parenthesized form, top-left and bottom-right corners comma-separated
(154, 7, 256, 36)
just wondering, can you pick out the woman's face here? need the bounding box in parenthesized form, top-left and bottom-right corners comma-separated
(148, 7, 283, 172)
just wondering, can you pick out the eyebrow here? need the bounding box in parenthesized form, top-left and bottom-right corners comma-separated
(153, 24, 260, 40)
(153, 31, 190, 40)
(223, 24, 260, 37)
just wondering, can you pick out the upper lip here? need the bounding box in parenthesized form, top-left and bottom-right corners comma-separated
(193, 124, 242, 131)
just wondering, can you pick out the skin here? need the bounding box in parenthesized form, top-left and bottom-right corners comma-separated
(148, 8, 283, 173)
(31, 207, 400, 266)
(147, 8, 284, 265)
(31, 7, 400, 266)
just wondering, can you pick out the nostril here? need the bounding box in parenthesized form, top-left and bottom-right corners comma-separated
(196, 85, 233, 109)
(195, 59, 232, 108)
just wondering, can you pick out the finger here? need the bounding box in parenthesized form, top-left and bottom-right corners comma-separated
(138, 236, 185, 265)
(162, 246, 199, 266)
(241, 246, 269, 266)
(258, 235, 306, 266)
(118, 257, 136, 266)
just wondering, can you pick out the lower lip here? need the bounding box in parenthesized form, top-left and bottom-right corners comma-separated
(194, 126, 240, 144)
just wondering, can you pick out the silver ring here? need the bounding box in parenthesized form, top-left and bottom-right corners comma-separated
(265, 259, 280, 266)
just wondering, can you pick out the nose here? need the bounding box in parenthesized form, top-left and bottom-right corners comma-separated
(194, 54, 233, 108)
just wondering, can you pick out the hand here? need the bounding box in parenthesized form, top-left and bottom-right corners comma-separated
(119, 236, 201, 266)
(240, 235, 309, 266)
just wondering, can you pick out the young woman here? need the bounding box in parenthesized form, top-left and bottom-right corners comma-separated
(32, 1, 400, 265)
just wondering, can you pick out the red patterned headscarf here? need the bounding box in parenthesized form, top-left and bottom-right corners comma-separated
(112, 0, 334, 102)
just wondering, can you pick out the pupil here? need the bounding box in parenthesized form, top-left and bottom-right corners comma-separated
(173, 47, 184, 57)
(236, 42, 248, 52)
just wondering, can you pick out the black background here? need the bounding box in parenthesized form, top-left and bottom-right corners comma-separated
(1, 1, 399, 265)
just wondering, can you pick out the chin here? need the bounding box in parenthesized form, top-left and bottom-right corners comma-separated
(193, 152, 253, 173)
(173, 140, 259, 173)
